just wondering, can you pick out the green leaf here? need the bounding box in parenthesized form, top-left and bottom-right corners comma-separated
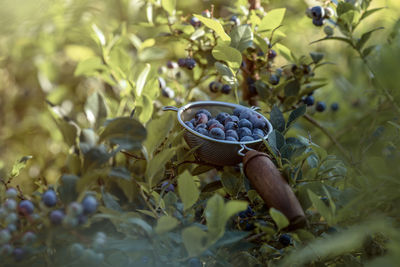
(337, 2, 356, 16)
(135, 64, 151, 97)
(223, 200, 247, 223)
(102, 189, 122, 212)
(286, 105, 306, 130)
(210, 231, 249, 249)
(127, 218, 153, 235)
(340, 10, 361, 26)
(84, 92, 108, 128)
(310, 36, 353, 46)
(270, 105, 285, 132)
(10, 156, 32, 178)
(58, 174, 79, 204)
(178, 171, 200, 211)
(109, 167, 131, 180)
(230, 25, 253, 52)
(100, 117, 146, 150)
(182, 226, 208, 256)
(310, 52, 324, 64)
(193, 15, 231, 42)
(307, 190, 333, 224)
(284, 79, 301, 97)
(275, 43, 293, 61)
(362, 45, 376, 57)
(221, 172, 243, 197)
(212, 44, 242, 71)
(258, 8, 286, 32)
(155, 216, 179, 234)
(74, 57, 106, 76)
(137, 93, 153, 124)
(161, 0, 176, 15)
(215, 62, 234, 79)
(143, 113, 174, 157)
(56, 120, 79, 147)
(269, 207, 289, 230)
(91, 24, 106, 46)
(360, 7, 384, 21)
(146, 147, 175, 187)
(205, 194, 225, 239)
(356, 27, 384, 50)
(268, 130, 285, 153)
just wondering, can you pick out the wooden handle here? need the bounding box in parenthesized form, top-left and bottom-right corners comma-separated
(243, 150, 306, 230)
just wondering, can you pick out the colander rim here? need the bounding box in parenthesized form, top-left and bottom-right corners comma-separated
(176, 101, 273, 145)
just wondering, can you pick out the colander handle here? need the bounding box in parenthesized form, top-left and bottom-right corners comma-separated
(243, 150, 306, 230)
(162, 106, 179, 112)
(237, 144, 253, 157)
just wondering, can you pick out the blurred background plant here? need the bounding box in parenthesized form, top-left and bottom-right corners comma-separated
(0, 0, 399, 266)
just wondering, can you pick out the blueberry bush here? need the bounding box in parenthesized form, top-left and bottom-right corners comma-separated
(0, 0, 400, 266)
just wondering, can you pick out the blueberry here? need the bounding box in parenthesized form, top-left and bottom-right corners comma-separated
(141, 256, 150, 264)
(239, 119, 253, 129)
(70, 243, 85, 257)
(0, 229, 11, 244)
(233, 107, 245, 117)
(249, 114, 266, 129)
(246, 77, 255, 85)
(0, 208, 6, 219)
(22, 231, 36, 244)
(209, 81, 218, 93)
(195, 109, 212, 120)
(316, 101, 326, 112)
(279, 234, 291, 247)
(7, 224, 17, 232)
(19, 200, 34, 215)
(331, 102, 339, 111)
(78, 214, 88, 225)
(5, 213, 18, 224)
(253, 128, 264, 139)
(238, 127, 252, 138)
(67, 202, 83, 216)
(326, 227, 338, 234)
(210, 128, 225, 140)
(268, 49, 277, 60)
(13, 247, 24, 261)
(4, 199, 17, 211)
(161, 87, 175, 98)
(82, 195, 98, 215)
(5, 188, 18, 199)
(311, 6, 325, 19)
(196, 127, 209, 136)
(303, 95, 315, 106)
(185, 121, 195, 129)
(166, 60, 177, 69)
(225, 121, 238, 131)
(239, 110, 252, 120)
(190, 17, 201, 28)
(246, 206, 255, 216)
(269, 74, 280, 85)
(50, 210, 65, 225)
(177, 58, 186, 67)
(312, 17, 325, 27)
(257, 51, 265, 57)
(185, 58, 196, 70)
(225, 136, 237, 142)
(238, 211, 247, 218)
(188, 258, 202, 267)
(229, 115, 240, 124)
(221, 84, 232, 94)
(208, 123, 224, 131)
(42, 190, 57, 207)
(216, 112, 230, 124)
(240, 136, 255, 142)
(324, 25, 334, 36)
(0, 244, 13, 255)
(195, 123, 207, 130)
(195, 113, 208, 125)
(206, 119, 219, 128)
(225, 130, 239, 140)
(161, 181, 175, 192)
(230, 15, 240, 25)
(245, 222, 255, 231)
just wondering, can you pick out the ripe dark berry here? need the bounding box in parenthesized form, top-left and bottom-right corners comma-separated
(239, 119, 253, 129)
(331, 102, 339, 111)
(195, 109, 212, 120)
(190, 17, 201, 28)
(177, 58, 186, 67)
(209, 81, 218, 93)
(312, 17, 325, 27)
(185, 121, 195, 130)
(238, 127, 252, 138)
(82, 195, 98, 215)
(5, 188, 18, 199)
(196, 127, 209, 136)
(206, 119, 219, 128)
(239, 110, 252, 120)
(268, 49, 277, 60)
(185, 58, 196, 70)
(240, 136, 255, 142)
(257, 51, 265, 57)
(245, 222, 255, 231)
(230, 15, 240, 25)
(252, 128, 264, 139)
(225, 130, 239, 140)
(208, 123, 224, 131)
(221, 84, 232, 94)
(42, 190, 57, 207)
(249, 114, 266, 129)
(238, 211, 247, 218)
(4, 199, 17, 211)
(0, 229, 11, 244)
(225, 121, 238, 131)
(269, 74, 280, 85)
(216, 112, 230, 124)
(311, 6, 325, 19)
(188, 258, 202, 267)
(166, 60, 177, 69)
(279, 234, 291, 247)
(50, 210, 65, 225)
(303, 95, 315, 106)
(19, 200, 34, 215)
(161, 181, 175, 192)
(225, 136, 237, 142)
(316, 101, 326, 112)
(22, 231, 36, 244)
(233, 107, 244, 117)
(13, 247, 24, 261)
(209, 128, 225, 140)
(195, 113, 208, 125)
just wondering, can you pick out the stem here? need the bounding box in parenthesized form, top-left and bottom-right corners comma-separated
(303, 114, 352, 163)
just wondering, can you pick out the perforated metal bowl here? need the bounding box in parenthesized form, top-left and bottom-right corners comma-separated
(163, 101, 273, 166)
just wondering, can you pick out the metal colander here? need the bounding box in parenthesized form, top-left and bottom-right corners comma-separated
(163, 101, 273, 166)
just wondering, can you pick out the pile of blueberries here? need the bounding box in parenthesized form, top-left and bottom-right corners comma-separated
(306, 6, 334, 26)
(0, 187, 98, 261)
(185, 107, 268, 142)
